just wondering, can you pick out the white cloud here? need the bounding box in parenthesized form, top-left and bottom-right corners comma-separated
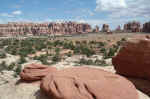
(95, 0, 150, 18)
(12, 10, 22, 15)
(0, 10, 22, 18)
(95, 0, 127, 11)
(0, 13, 14, 17)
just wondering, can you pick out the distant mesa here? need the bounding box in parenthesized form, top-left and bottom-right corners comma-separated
(143, 22, 150, 33)
(123, 21, 141, 32)
(0, 22, 100, 36)
(0, 21, 150, 36)
(102, 24, 110, 32)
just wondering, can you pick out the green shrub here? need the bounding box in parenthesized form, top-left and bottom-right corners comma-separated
(81, 47, 95, 57)
(0, 52, 6, 58)
(100, 48, 106, 53)
(52, 54, 60, 62)
(107, 48, 116, 57)
(66, 52, 72, 57)
(7, 62, 16, 71)
(98, 42, 105, 47)
(13, 64, 22, 77)
(18, 56, 27, 64)
(0, 61, 8, 72)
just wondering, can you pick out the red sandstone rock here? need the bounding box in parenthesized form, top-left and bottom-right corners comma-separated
(40, 67, 138, 99)
(143, 22, 150, 33)
(0, 22, 92, 36)
(124, 21, 141, 32)
(112, 37, 150, 80)
(128, 77, 150, 96)
(102, 24, 110, 32)
(93, 25, 99, 32)
(20, 64, 57, 81)
(116, 25, 121, 31)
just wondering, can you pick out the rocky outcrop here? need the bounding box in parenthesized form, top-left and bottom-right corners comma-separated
(93, 25, 99, 32)
(102, 24, 110, 32)
(19, 64, 138, 99)
(116, 25, 121, 31)
(0, 66, 149, 99)
(20, 64, 57, 81)
(0, 22, 93, 36)
(143, 22, 150, 33)
(112, 37, 150, 80)
(40, 67, 138, 99)
(124, 21, 141, 32)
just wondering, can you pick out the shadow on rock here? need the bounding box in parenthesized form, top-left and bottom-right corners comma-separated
(15, 79, 41, 85)
(34, 90, 49, 99)
(127, 77, 150, 96)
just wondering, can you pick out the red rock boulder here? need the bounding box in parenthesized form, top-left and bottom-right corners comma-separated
(40, 67, 138, 99)
(112, 37, 150, 80)
(20, 64, 57, 81)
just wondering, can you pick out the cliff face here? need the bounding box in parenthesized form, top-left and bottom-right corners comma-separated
(123, 21, 141, 32)
(143, 22, 150, 33)
(102, 24, 110, 32)
(0, 22, 95, 36)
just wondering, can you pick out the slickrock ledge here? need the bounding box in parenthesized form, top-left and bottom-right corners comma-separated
(19, 64, 138, 99)
(20, 64, 57, 81)
(40, 67, 138, 99)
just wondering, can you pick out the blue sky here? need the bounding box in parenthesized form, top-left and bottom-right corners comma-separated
(0, 0, 150, 29)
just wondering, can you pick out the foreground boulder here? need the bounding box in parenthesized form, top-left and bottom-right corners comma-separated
(20, 64, 57, 81)
(112, 37, 150, 80)
(40, 67, 138, 99)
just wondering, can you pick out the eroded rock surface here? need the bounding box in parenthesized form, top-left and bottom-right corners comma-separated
(0, 65, 148, 99)
(143, 22, 150, 33)
(0, 22, 94, 36)
(102, 24, 110, 32)
(123, 21, 141, 32)
(40, 67, 138, 99)
(20, 64, 57, 81)
(112, 37, 150, 96)
(112, 38, 150, 80)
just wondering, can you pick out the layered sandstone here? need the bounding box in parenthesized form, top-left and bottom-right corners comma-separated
(93, 25, 99, 32)
(0, 22, 94, 36)
(143, 22, 150, 33)
(102, 24, 110, 32)
(20, 64, 138, 99)
(112, 37, 150, 80)
(124, 21, 141, 32)
(116, 25, 121, 31)
(20, 64, 57, 81)
(40, 67, 138, 99)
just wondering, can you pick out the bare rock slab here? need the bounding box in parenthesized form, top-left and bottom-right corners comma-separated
(40, 67, 138, 99)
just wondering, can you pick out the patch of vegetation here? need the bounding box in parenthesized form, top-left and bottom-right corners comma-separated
(13, 64, 22, 77)
(52, 48, 61, 62)
(0, 52, 6, 58)
(18, 56, 27, 64)
(7, 62, 16, 71)
(0, 61, 8, 72)
(78, 58, 108, 66)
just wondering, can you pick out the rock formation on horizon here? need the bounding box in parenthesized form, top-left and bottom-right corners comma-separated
(93, 25, 99, 33)
(143, 22, 150, 33)
(116, 25, 121, 31)
(123, 21, 141, 32)
(102, 24, 110, 32)
(0, 22, 95, 36)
